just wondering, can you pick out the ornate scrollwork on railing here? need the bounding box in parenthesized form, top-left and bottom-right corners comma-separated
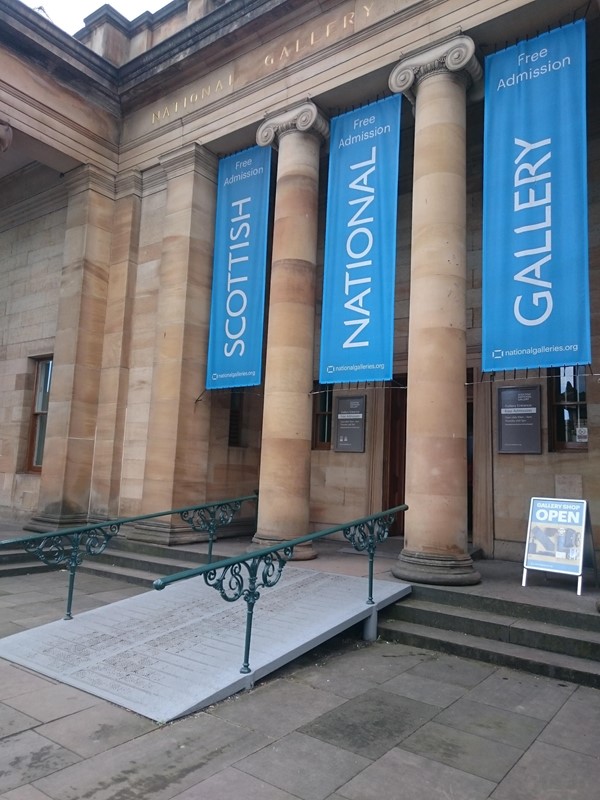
(181, 501, 242, 534)
(343, 511, 396, 604)
(204, 548, 292, 602)
(24, 524, 120, 569)
(24, 534, 68, 567)
(180, 498, 252, 563)
(203, 545, 294, 672)
(23, 523, 121, 619)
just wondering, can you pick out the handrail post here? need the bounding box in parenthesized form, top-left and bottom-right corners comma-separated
(241, 570, 259, 674)
(64, 533, 82, 620)
(180, 498, 251, 563)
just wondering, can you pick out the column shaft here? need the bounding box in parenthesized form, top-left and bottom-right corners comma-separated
(389, 38, 481, 584)
(253, 103, 328, 556)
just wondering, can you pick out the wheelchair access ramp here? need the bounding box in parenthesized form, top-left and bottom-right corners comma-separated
(0, 567, 410, 722)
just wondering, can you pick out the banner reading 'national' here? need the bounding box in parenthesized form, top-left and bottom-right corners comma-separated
(206, 146, 271, 389)
(319, 95, 401, 383)
(482, 21, 590, 372)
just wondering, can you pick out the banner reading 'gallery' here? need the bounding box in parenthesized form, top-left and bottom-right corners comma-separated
(482, 21, 590, 372)
(319, 95, 401, 383)
(206, 146, 271, 389)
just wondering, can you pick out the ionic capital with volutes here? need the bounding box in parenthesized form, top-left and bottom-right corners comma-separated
(389, 35, 483, 106)
(256, 101, 329, 148)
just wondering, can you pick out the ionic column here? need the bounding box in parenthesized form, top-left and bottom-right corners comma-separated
(132, 143, 216, 545)
(27, 166, 115, 530)
(253, 102, 328, 557)
(389, 37, 482, 584)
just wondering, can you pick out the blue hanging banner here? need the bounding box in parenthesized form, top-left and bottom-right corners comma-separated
(206, 146, 272, 389)
(482, 21, 590, 372)
(319, 95, 401, 383)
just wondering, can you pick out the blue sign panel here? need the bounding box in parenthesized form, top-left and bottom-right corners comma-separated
(206, 146, 272, 389)
(482, 21, 590, 371)
(319, 95, 401, 383)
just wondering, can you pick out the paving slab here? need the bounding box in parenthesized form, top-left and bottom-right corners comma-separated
(37, 704, 158, 758)
(538, 684, 600, 756)
(31, 713, 270, 800)
(434, 697, 546, 749)
(381, 669, 469, 707)
(207, 676, 347, 737)
(336, 746, 496, 800)
(0, 568, 410, 722)
(170, 767, 299, 799)
(298, 688, 439, 760)
(399, 719, 524, 782)
(490, 740, 600, 800)
(466, 666, 577, 720)
(0, 729, 82, 793)
(235, 730, 372, 800)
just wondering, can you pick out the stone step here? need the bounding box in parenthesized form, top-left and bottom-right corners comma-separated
(377, 617, 600, 689)
(77, 561, 172, 588)
(0, 559, 54, 578)
(83, 548, 209, 577)
(407, 582, 600, 632)
(387, 598, 600, 661)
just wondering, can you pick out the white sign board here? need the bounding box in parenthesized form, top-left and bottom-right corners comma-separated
(523, 497, 592, 595)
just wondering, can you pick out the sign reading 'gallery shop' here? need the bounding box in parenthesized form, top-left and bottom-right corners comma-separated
(206, 146, 272, 389)
(482, 21, 590, 372)
(319, 95, 401, 384)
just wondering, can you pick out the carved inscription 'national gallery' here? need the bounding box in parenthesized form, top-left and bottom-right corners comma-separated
(151, 4, 374, 125)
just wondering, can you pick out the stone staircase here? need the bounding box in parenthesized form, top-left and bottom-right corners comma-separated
(76, 537, 214, 586)
(0, 542, 53, 578)
(378, 582, 600, 688)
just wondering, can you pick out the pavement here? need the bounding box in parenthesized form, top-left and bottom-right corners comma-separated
(1, 517, 600, 799)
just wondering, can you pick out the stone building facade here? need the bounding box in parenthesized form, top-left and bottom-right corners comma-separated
(0, 0, 598, 584)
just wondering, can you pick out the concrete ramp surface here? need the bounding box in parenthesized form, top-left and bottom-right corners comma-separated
(0, 567, 410, 722)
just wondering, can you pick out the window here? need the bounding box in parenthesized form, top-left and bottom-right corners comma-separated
(28, 357, 53, 470)
(228, 389, 245, 447)
(548, 366, 587, 451)
(312, 383, 333, 449)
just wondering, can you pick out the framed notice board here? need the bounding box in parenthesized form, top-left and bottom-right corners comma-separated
(334, 395, 366, 453)
(498, 386, 541, 454)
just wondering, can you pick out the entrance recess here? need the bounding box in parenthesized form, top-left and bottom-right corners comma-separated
(384, 376, 407, 536)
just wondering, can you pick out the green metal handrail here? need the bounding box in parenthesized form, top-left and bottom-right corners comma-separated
(0, 494, 258, 619)
(154, 504, 408, 674)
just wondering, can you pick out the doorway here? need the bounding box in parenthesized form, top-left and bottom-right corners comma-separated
(384, 375, 407, 536)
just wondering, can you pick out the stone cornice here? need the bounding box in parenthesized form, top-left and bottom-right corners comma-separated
(256, 101, 329, 147)
(115, 170, 143, 200)
(63, 164, 116, 200)
(0, 0, 119, 115)
(389, 35, 483, 105)
(159, 142, 218, 182)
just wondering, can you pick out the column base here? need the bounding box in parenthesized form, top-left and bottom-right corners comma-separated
(251, 534, 317, 560)
(391, 548, 481, 586)
(24, 508, 89, 533)
(127, 520, 207, 546)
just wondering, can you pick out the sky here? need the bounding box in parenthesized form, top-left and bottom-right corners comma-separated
(21, 0, 168, 35)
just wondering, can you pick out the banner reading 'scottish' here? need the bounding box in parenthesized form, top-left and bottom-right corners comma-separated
(482, 21, 590, 372)
(319, 95, 401, 383)
(206, 146, 271, 389)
